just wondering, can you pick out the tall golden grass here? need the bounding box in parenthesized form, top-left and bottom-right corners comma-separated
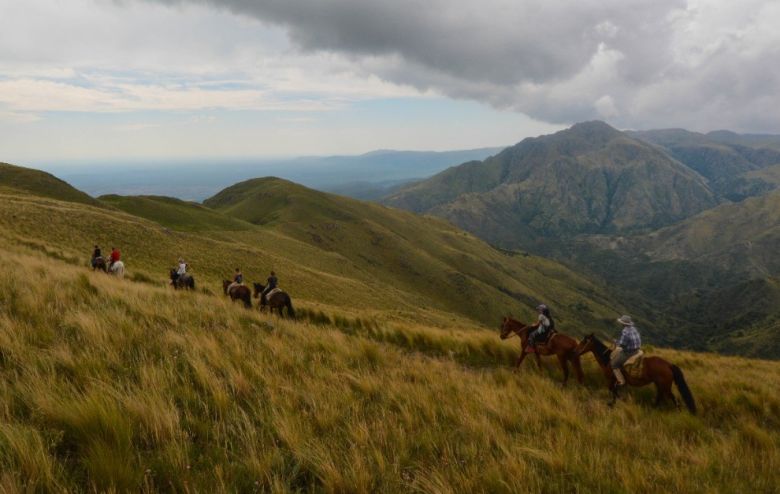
(0, 244, 778, 492)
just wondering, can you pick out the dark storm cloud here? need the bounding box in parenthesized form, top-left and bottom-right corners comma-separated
(144, 0, 780, 131)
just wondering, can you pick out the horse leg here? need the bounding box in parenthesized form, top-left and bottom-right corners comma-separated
(534, 352, 543, 371)
(653, 383, 664, 408)
(572, 355, 585, 385)
(557, 354, 570, 386)
(514, 351, 529, 371)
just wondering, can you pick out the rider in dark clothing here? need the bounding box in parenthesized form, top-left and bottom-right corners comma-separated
(91, 245, 102, 267)
(261, 271, 278, 299)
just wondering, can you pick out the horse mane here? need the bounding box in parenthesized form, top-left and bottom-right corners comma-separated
(589, 335, 612, 367)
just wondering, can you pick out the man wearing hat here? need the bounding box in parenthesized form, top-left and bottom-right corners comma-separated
(611, 315, 642, 387)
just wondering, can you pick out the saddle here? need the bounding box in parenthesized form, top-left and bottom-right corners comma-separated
(623, 350, 645, 379)
(525, 330, 557, 353)
(264, 287, 282, 299)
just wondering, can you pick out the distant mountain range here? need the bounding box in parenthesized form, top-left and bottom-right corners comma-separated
(50, 148, 503, 202)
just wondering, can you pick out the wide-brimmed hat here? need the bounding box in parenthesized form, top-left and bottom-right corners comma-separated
(536, 303, 547, 311)
(617, 315, 634, 326)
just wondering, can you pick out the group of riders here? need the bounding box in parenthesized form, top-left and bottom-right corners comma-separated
(90, 245, 122, 272)
(527, 303, 640, 389)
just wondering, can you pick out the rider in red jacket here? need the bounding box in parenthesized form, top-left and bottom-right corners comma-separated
(109, 247, 121, 267)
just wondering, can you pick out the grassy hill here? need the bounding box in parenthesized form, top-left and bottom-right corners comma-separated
(385, 121, 717, 249)
(0, 234, 778, 492)
(202, 176, 625, 334)
(99, 194, 252, 232)
(0, 162, 104, 208)
(0, 164, 622, 336)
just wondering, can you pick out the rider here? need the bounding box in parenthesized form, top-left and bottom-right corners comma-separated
(227, 267, 243, 293)
(527, 304, 554, 350)
(173, 258, 187, 284)
(109, 246, 121, 268)
(91, 245, 102, 268)
(261, 270, 278, 300)
(611, 315, 642, 387)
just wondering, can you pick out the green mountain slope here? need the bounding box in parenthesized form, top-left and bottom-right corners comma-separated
(99, 194, 252, 232)
(385, 122, 717, 249)
(204, 177, 621, 333)
(629, 129, 780, 200)
(568, 191, 780, 358)
(1, 164, 622, 335)
(0, 162, 104, 208)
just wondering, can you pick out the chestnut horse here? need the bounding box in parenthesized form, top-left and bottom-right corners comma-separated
(222, 280, 252, 308)
(499, 317, 584, 385)
(576, 333, 696, 414)
(253, 283, 295, 318)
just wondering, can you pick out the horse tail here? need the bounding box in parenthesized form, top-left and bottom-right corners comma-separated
(242, 291, 252, 309)
(285, 297, 295, 318)
(672, 365, 696, 415)
(190, 278, 195, 290)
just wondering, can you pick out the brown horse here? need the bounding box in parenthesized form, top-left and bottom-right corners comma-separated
(499, 317, 584, 385)
(222, 280, 252, 308)
(576, 333, 696, 413)
(253, 283, 295, 318)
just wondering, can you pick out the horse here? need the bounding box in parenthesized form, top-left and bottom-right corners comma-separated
(499, 316, 584, 386)
(108, 260, 125, 278)
(575, 333, 696, 414)
(223, 280, 252, 308)
(170, 268, 195, 290)
(253, 282, 295, 318)
(92, 256, 108, 272)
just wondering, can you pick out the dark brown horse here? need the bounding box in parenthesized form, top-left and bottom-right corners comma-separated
(499, 317, 584, 385)
(222, 280, 252, 308)
(253, 282, 295, 318)
(576, 333, 696, 413)
(93, 257, 108, 272)
(170, 269, 195, 290)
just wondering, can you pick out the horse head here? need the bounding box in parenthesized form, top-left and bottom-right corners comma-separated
(575, 333, 596, 356)
(500, 317, 528, 340)
(253, 282, 264, 298)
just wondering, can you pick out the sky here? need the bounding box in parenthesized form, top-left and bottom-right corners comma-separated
(1, 0, 779, 164)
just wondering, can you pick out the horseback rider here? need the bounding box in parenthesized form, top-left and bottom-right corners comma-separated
(527, 304, 555, 350)
(173, 257, 187, 283)
(261, 270, 278, 299)
(611, 315, 642, 387)
(109, 246, 121, 269)
(227, 268, 243, 293)
(91, 245, 102, 268)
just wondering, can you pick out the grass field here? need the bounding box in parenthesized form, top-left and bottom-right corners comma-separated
(0, 240, 778, 492)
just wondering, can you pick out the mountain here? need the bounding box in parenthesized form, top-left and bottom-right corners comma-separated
(629, 129, 780, 201)
(385, 121, 717, 249)
(99, 194, 252, 232)
(0, 161, 104, 208)
(202, 177, 620, 332)
(568, 190, 780, 358)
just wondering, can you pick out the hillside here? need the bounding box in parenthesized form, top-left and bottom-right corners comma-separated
(565, 191, 780, 358)
(203, 177, 621, 335)
(0, 162, 104, 208)
(0, 233, 778, 491)
(0, 164, 621, 336)
(99, 194, 252, 232)
(385, 122, 717, 249)
(629, 129, 780, 200)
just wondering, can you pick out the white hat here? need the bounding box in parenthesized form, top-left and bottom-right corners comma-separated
(617, 315, 634, 326)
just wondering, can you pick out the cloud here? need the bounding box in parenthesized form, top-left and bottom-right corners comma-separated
(141, 0, 780, 131)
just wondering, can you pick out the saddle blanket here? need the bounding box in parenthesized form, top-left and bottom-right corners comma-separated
(624, 350, 645, 379)
(264, 287, 282, 299)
